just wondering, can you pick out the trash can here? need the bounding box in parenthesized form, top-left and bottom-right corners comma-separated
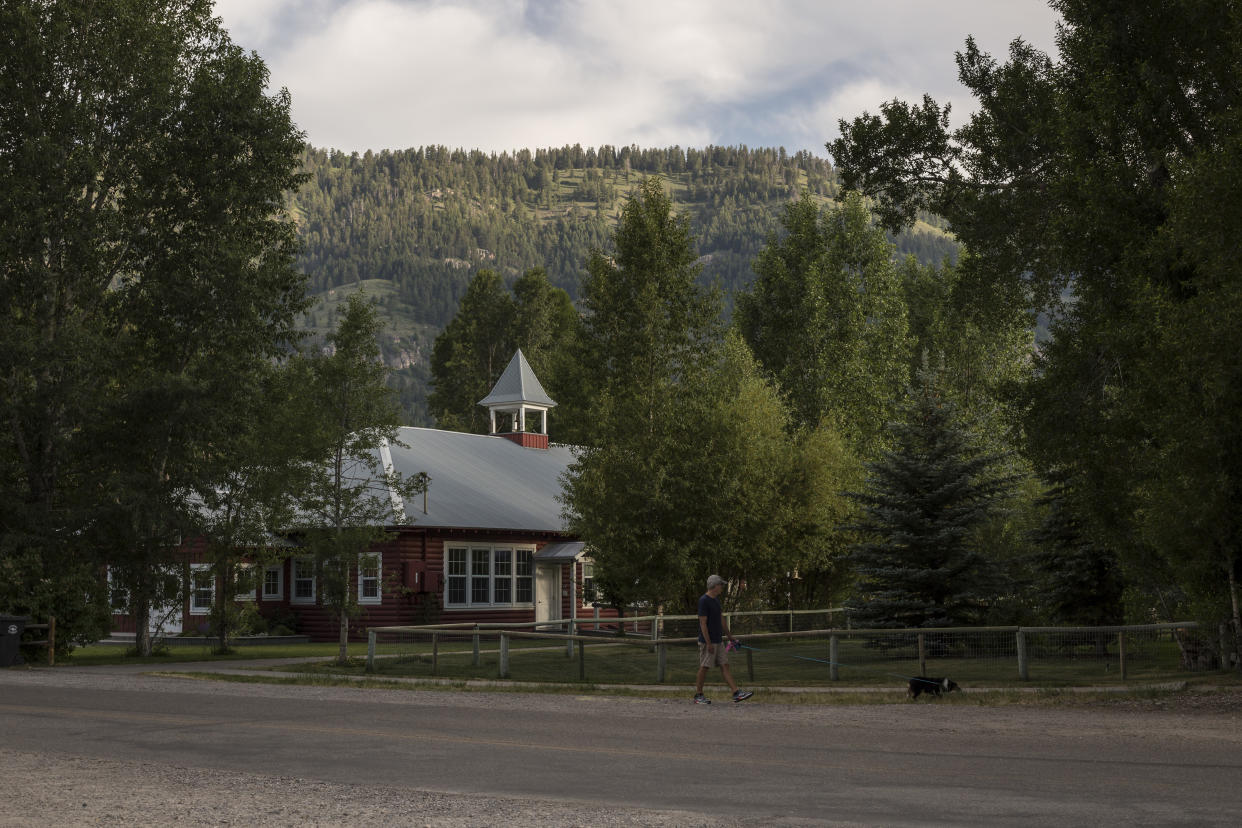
(0, 615, 28, 667)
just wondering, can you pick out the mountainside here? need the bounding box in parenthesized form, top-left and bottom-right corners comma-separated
(288, 144, 958, 424)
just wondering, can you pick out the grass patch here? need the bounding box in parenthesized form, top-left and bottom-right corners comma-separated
(310, 636, 1201, 690)
(60, 641, 378, 666)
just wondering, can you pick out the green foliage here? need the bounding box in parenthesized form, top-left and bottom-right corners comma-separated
(428, 270, 517, 433)
(290, 145, 954, 425)
(564, 182, 862, 613)
(899, 252, 1034, 455)
(736, 192, 911, 453)
(427, 268, 581, 438)
(564, 178, 724, 608)
(830, 0, 1242, 649)
(295, 294, 428, 664)
(1029, 475, 1124, 627)
(575, 177, 724, 433)
(0, 0, 306, 653)
(190, 361, 317, 651)
(846, 363, 1021, 628)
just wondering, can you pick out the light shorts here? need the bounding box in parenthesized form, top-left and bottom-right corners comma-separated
(698, 641, 728, 669)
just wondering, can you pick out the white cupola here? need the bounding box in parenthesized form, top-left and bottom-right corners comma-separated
(477, 349, 556, 449)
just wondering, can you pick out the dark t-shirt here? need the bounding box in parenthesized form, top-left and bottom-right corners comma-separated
(697, 593, 723, 643)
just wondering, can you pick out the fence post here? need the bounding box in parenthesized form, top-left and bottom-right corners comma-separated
(47, 616, 55, 667)
(830, 635, 839, 681)
(472, 625, 480, 666)
(578, 637, 586, 680)
(1016, 630, 1028, 681)
(657, 643, 666, 683)
(593, 605, 600, 631)
(366, 630, 375, 673)
(499, 633, 509, 678)
(1118, 631, 1127, 679)
(918, 633, 927, 677)
(567, 618, 575, 658)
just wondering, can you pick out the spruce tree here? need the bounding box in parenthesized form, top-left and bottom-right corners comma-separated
(846, 362, 1019, 628)
(1028, 474, 1124, 627)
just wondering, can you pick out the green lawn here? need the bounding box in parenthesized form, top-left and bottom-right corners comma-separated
(284, 635, 1204, 689)
(58, 642, 372, 666)
(51, 634, 1221, 693)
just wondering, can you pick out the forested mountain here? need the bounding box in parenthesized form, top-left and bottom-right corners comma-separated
(288, 144, 957, 424)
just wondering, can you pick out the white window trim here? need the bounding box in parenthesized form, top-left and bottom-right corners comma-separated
(262, 564, 284, 600)
(291, 557, 316, 605)
(358, 553, 382, 605)
(444, 543, 535, 609)
(189, 564, 214, 616)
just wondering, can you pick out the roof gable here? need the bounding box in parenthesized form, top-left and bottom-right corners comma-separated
(477, 349, 556, 408)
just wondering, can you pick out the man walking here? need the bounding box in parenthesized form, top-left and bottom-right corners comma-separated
(694, 574, 753, 704)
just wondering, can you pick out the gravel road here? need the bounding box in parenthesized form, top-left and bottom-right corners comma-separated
(3, 666, 1239, 827)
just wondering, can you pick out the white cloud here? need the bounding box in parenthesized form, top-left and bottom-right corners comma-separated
(213, 0, 1061, 153)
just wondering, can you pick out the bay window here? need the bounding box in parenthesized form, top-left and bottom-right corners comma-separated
(446, 544, 534, 608)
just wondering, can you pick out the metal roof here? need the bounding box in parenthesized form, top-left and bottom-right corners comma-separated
(533, 541, 585, 560)
(385, 427, 576, 532)
(477, 349, 557, 408)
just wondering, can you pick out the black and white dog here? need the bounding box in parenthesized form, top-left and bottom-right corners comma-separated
(907, 676, 960, 700)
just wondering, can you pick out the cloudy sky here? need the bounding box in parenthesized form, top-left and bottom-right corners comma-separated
(213, 0, 1061, 156)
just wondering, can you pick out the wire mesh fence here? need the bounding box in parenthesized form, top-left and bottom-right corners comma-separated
(364, 619, 1200, 688)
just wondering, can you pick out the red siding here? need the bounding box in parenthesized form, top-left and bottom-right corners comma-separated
(497, 432, 549, 449)
(112, 527, 627, 643)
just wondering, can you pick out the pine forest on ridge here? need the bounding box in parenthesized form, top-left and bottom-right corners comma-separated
(290, 144, 958, 425)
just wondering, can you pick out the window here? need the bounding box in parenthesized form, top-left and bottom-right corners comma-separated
(447, 548, 467, 605)
(292, 558, 316, 604)
(190, 565, 214, 615)
(358, 553, 381, 605)
(581, 560, 597, 607)
(471, 548, 490, 603)
(235, 564, 256, 602)
(516, 549, 533, 604)
(493, 549, 511, 603)
(107, 567, 127, 613)
(444, 544, 535, 608)
(262, 565, 283, 600)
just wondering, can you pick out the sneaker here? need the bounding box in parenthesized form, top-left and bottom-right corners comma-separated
(732, 689, 753, 702)
(693, 693, 711, 705)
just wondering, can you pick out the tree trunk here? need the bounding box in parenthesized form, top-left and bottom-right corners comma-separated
(215, 559, 233, 654)
(1228, 560, 1242, 670)
(134, 589, 152, 657)
(338, 606, 349, 665)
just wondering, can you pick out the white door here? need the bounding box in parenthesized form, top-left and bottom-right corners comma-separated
(535, 565, 561, 625)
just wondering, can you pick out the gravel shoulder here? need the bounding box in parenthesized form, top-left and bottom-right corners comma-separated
(2, 747, 751, 828)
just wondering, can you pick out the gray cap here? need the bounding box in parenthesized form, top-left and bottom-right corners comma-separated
(706, 574, 725, 589)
